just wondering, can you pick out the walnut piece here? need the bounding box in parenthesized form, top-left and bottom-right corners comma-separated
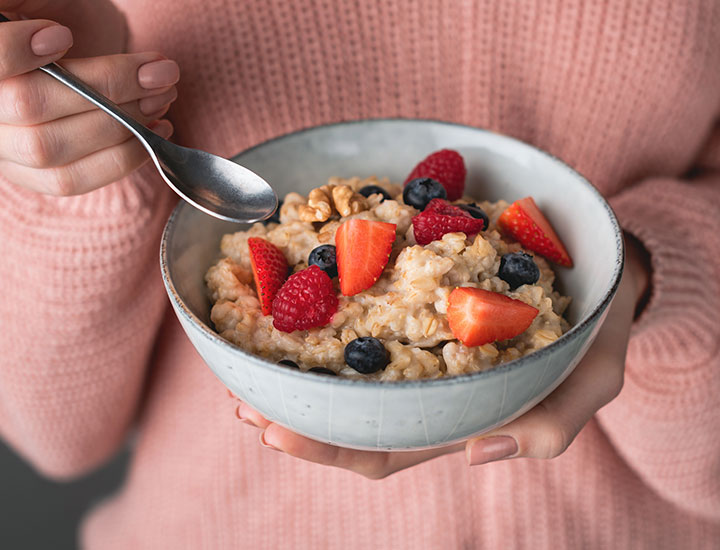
(332, 185, 368, 217)
(299, 184, 335, 222)
(298, 183, 369, 222)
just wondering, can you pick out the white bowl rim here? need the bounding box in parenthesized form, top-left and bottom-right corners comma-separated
(160, 118, 625, 388)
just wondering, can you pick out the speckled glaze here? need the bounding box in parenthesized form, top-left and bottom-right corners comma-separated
(160, 119, 623, 451)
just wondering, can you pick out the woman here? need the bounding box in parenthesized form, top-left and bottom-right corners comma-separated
(0, 1, 718, 548)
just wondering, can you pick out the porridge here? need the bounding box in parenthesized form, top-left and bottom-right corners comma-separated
(205, 149, 572, 381)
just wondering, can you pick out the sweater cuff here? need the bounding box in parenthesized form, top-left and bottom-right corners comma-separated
(609, 177, 720, 374)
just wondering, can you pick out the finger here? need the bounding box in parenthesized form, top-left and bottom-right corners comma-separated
(0, 119, 173, 195)
(0, 19, 73, 79)
(0, 52, 180, 125)
(235, 401, 273, 429)
(262, 423, 464, 479)
(465, 273, 636, 465)
(0, 2, 74, 18)
(0, 87, 177, 168)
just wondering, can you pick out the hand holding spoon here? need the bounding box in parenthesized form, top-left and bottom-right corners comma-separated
(0, 13, 277, 223)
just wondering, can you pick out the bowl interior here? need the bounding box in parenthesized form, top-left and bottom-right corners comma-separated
(166, 119, 621, 343)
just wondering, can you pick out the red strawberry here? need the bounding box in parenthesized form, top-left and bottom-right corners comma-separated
(336, 219, 397, 296)
(248, 237, 289, 315)
(447, 287, 539, 346)
(497, 197, 573, 267)
(412, 198, 485, 245)
(404, 149, 466, 201)
(272, 265, 338, 332)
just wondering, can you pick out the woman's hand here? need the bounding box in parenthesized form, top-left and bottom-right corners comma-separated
(0, 3, 179, 195)
(234, 398, 466, 479)
(233, 237, 651, 478)
(464, 234, 650, 465)
(2, 0, 129, 56)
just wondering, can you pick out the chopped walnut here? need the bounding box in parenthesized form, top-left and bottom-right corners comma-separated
(299, 184, 335, 222)
(298, 183, 369, 222)
(332, 185, 368, 217)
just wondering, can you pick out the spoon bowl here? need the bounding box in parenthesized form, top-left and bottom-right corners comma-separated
(146, 133, 278, 222)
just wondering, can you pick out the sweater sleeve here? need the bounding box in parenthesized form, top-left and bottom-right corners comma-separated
(596, 123, 720, 521)
(0, 164, 176, 480)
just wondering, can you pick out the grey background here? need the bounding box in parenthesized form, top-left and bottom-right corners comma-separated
(0, 440, 129, 550)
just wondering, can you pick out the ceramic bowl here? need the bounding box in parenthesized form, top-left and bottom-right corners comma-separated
(160, 119, 623, 451)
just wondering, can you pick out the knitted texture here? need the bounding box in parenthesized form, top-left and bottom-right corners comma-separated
(0, 0, 718, 548)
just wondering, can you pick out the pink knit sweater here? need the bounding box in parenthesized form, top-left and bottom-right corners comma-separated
(1, 1, 719, 548)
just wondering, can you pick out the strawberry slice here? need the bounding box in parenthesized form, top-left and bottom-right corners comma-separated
(404, 149, 467, 201)
(248, 237, 289, 315)
(497, 197, 573, 267)
(447, 287, 539, 347)
(336, 219, 397, 296)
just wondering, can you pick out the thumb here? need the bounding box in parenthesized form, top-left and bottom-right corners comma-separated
(0, 18, 73, 79)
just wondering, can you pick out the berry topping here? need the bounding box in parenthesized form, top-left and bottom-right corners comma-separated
(447, 287, 539, 347)
(412, 198, 485, 245)
(402, 177, 447, 210)
(279, 359, 299, 368)
(344, 337, 390, 374)
(358, 185, 392, 202)
(404, 149, 466, 201)
(272, 265, 338, 333)
(248, 237, 290, 315)
(262, 198, 283, 225)
(497, 197, 573, 267)
(309, 367, 337, 375)
(308, 245, 338, 278)
(335, 219, 397, 296)
(458, 202, 489, 230)
(498, 252, 540, 290)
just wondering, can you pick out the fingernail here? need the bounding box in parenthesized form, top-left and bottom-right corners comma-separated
(139, 87, 178, 116)
(259, 431, 280, 451)
(467, 436, 518, 466)
(31, 26, 73, 56)
(138, 60, 180, 89)
(148, 119, 173, 139)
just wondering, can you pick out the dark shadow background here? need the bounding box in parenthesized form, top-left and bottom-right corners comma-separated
(0, 440, 129, 549)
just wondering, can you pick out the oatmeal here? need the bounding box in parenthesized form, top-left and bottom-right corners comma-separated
(205, 151, 572, 381)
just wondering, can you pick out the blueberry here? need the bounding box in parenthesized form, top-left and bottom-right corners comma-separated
(458, 203, 489, 231)
(279, 359, 299, 368)
(308, 245, 338, 278)
(262, 198, 283, 225)
(344, 337, 389, 374)
(402, 177, 447, 210)
(498, 252, 540, 290)
(358, 185, 392, 202)
(309, 367, 337, 376)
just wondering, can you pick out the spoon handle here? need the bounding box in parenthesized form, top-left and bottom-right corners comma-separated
(40, 63, 159, 148)
(0, 13, 160, 153)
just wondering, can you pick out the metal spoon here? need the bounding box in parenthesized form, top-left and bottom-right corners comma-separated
(0, 13, 277, 223)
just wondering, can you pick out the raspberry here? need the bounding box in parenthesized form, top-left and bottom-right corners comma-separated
(272, 265, 339, 333)
(412, 198, 485, 245)
(404, 149, 467, 201)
